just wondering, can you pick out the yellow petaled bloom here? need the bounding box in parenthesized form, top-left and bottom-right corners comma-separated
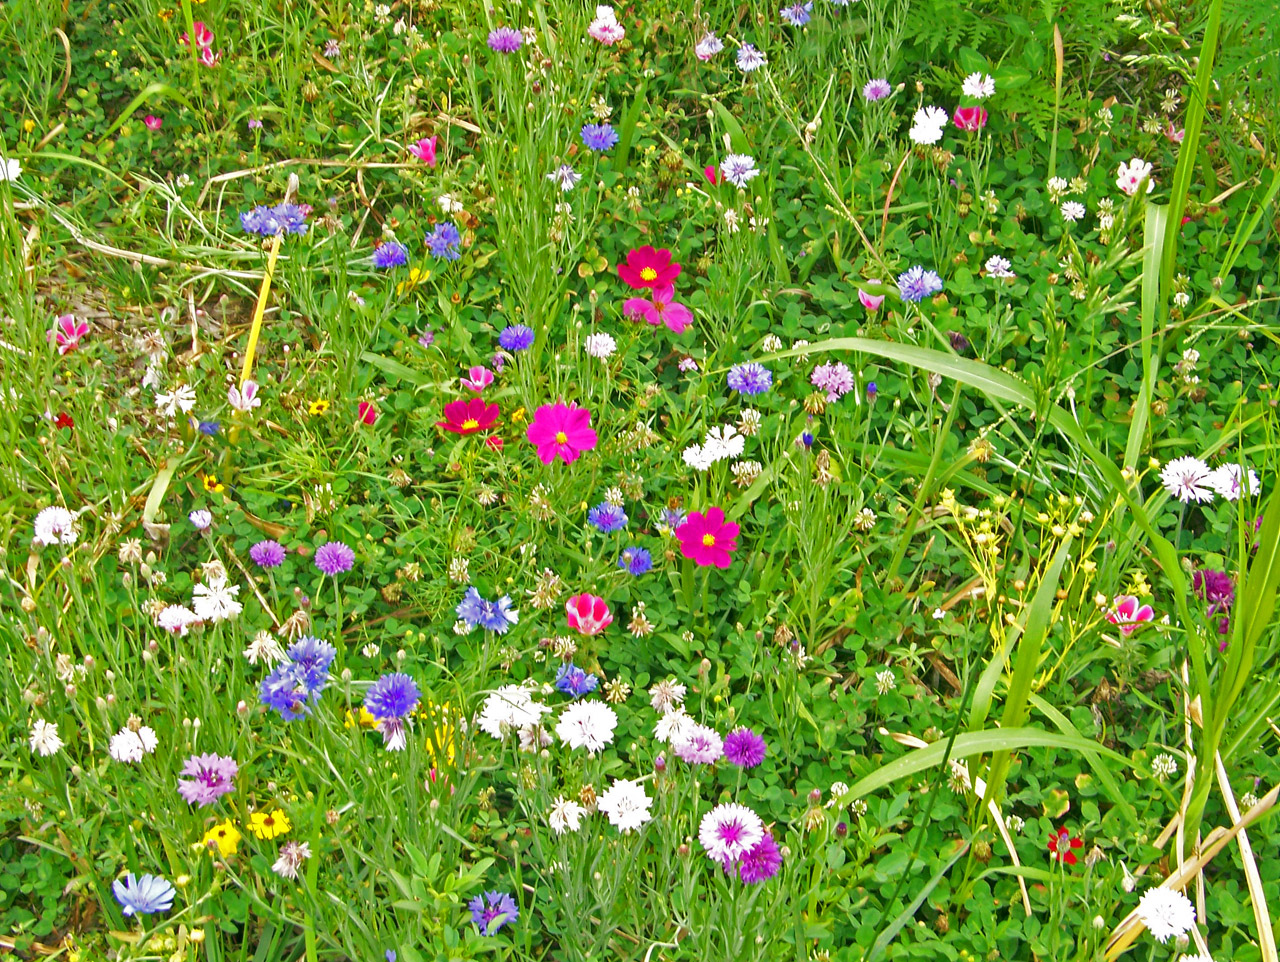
(23, 119, 36, 133)
(202, 820, 241, 856)
(202, 474, 224, 493)
(344, 706, 378, 729)
(248, 809, 291, 840)
(396, 267, 430, 295)
(308, 399, 330, 416)
(511, 407, 526, 423)
(157, 7, 173, 18)
(418, 701, 457, 766)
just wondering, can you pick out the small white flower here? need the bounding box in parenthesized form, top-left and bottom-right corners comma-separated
(438, 193, 465, 214)
(477, 685, 550, 740)
(1117, 157, 1155, 196)
(157, 604, 200, 635)
(703, 424, 745, 461)
(961, 72, 995, 99)
(29, 719, 64, 757)
(0, 157, 21, 182)
(1046, 176, 1069, 200)
(109, 726, 158, 763)
(826, 781, 850, 809)
(244, 630, 285, 665)
(654, 707, 697, 743)
(155, 383, 196, 418)
(554, 701, 617, 754)
(1152, 753, 1178, 779)
(1172, 290, 1190, 308)
(1060, 201, 1086, 222)
(682, 443, 716, 471)
(548, 796, 586, 834)
(1207, 463, 1259, 502)
(584, 332, 617, 359)
(1135, 887, 1196, 943)
(34, 506, 79, 546)
(874, 669, 896, 694)
(984, 255, 1015, 278)
(649, 679, 687, 713)
(192, 577, 243, 623)
(1160, 456, 1214, 504)
(909, 106, 948, 145)
(932, 607, 946, 620)
(596, 777, 653, 833)
(720, 154, 759, 189)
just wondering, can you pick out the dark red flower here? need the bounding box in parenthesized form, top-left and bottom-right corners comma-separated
(437, 398, 499, 435)
(1047, 826, 1083, 865)
(617, 246, 681, 290)
(54, 412, 74, 430)
(357, 401, 378, 426)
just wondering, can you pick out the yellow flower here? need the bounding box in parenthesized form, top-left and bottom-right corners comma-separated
(247, 809, 291, 840)
(308, 399, 330, 416)
(201, 819, 241, 856)
(157, 7, 173, 18)
(344, 706, 378, 729)
(396, 267, 430, 295)
(22, 119, 35, 133)
(418, 701, 457, 767)
(202, 474, 224, 493)
(511, 407, 526, 424)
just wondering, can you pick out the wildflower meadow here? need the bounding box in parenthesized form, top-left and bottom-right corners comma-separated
(3, 0, 1280, 960)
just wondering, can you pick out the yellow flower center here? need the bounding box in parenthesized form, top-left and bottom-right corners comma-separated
(461, 418, 479, 430)
(639, 267, 658, 281)
(701, 533, 716, 547)
(555, 431, 568, 444)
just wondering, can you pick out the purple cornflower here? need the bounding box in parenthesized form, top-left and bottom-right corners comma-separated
(810, 361, 854, 402)
(426, 222, 462, 260)
(261, 662, 320, 721)
(250, 539, 286, 568)
(314, 541, 355, 575)
(799, 431, 815, 449)
(456, 586, 520, 634)
(197, 420, 220, 435)
(737, 833, 782, 883)
(364, 672, 421, 720)
(862, 78, 892, 101)
(372, 241, 409, 268)
(554, 663, 599, 699)
(498, 324, 535, 352)
(618, 546, 652, 575)
(177, 753, 239, 806)
(240, 202, 310, 237)
(581, 123, 619, 152)
(468, 891, 518, 936)
(487, 26, 523, 53)
(780, 1, 812, 26)
(588, 502, 628, 533)
(727, 362, 773, 396)
(1192, 569, 1234, 616)
(723, 727, 767, 768)
(660, 507, 688, 533)
(113, 874, 176, 916)
(897, 265, 944, 303)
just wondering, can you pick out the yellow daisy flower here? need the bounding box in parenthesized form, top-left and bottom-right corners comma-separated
(344, 706, 379, 729)
(247, 809, 291, 840)
(202, 474, 224, 493)
(201, 819, 241, 856)
(308, 399, 330, 416)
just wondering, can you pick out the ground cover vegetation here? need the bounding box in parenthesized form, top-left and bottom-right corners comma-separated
(2, 0, 1280, 959)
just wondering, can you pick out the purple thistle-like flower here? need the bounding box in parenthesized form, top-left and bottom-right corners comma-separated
(468, 890, 519, 935)
(863, 78, 892, 101)
(554, 663, 599, 699)
(1193, 569, 1234, 616)
(780, 1, 812, 26)
(618, 546, 652, 575)
(177, 753, 239, 806)
(250, 539, 286, 568)
(314, 541, 355, 575)
(498, 324, 535, 351)
(727, 362, 773, 396)
(810, 361, 854, 402)
(581, 123, 619, 152)
(261, 662, 318, 721)
(587, 502, 628, 533)
(487, 26, 523, 53)
(426, 222, 462, 261)
(723, 727, 767, 768)
(897, 265, 944, 303)
(737, 832, 782, 883)
(364, 672, 421, 720)
(372, 241, 409, 269)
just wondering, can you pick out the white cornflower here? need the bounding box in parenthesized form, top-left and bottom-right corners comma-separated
(1159, 456, 1214, 504)
(477, 685, 550, 740)
(597, 778, 653, 833)
(33, 506, 79, 546)
(736, 44, 767, 72)
(1152, 753, 1178, 779)
(192, 577, 243, 623)
(961, 72, 995, 99)
(984, 255, 1015, 278)
(243, 630, 285, 665)
(875, 669, 896, 694)
(1207, 463, 1259, 502)
(547, 164, 581, 192)
(703, 424, 745, 461)
(155, 383, 196, 418)
(1135, 887, 1196, 943)
(584, 333, 617, 359)
(1061, 201, 1086, 222)
(518, 723, 554, 752)
(654, 707, 697, 743)
(548, 796, 586, 835)
(698, 803, 764, 862)
(1, 157, 21, 181)
(109, 726, 158, 763)
(648, 678, 687, 713)
(720, 154, 759, 189)
(438, 193, 465, 214)
(156, 605, 199, 635)
(1117, 158, 1155, 196)
(682, 443, 716, 471)
(908, 106, 948, 145)
(29, 719, 64, 756)
(555, 701, 618, 754)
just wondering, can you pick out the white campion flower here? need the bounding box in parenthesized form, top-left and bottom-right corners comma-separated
(33, 506, 79, 546)
(1135, 887, 1195, 943)
(908, 106, 948, 145)
(596, 778, 653, 833)
(961, 72, 995, 99)
(109, 725, 158, 763)
(29, 718, 64, 757)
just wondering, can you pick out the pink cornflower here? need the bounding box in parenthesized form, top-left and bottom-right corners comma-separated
(409, 136, 438, 166)
(622, 285, 694, 334)
(526, 402, 598, 464)
(675, 507, 739, 568)
(1107, 595, 1155, 636)
(566, 593, 612, 635)
(49, 314, 89, 354)
(177, 752, 238, 806)
(460, 365, 494, 392)
(810, 361, 854, 402)
(675, 724, 724, 765)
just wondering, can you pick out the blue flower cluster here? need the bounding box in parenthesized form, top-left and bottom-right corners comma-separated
(588, 502, 628, 533)
(554, 662, 599, 698)
(240, 202, 310, 237)
(727, 362, 773, 396)
(897, 265, 944, 303)
(260, 636, 337, 720)
(456, 586, 520, 634)
(426, 222, 462, 260)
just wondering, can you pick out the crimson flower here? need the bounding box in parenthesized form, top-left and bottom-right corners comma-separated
(1047, 827, 1083, 865)
(525, 402, 597, 464)
(617, 246, 681, 290)
(566, 593, 612, 635)
(54, 412, 74, 430)
(437, 398, 499, 435)
(357, 401, 378, 426)
(675, 507, 739, 568)
(953, 106, 988, 131)
(703, 164, 718, 186)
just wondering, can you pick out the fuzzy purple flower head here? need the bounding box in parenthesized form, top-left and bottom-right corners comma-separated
(250, 539, 286, 568)
(487, 26, 523, 53)
(738, 832, 782, 883)
(314, 541, 355, 575)
(364, 672, 421, 720)
(468, 891, 518, 936)
(863, 78, 892, 101)
(177, 753, 239, 806)
(727, 362, 773, 396)
(723, 727, 767, 768)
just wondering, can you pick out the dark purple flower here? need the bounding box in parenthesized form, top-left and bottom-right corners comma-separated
(487, 26, 523, 53)
(364, 672, 421, 720)
(314, 541, 355, 575)
(468, 891, 518, 935)
(618, 547, 652, 575)
(737, 832, 782, 883)
(250, 539, 286, 568)
(723, 727, 767, 768)
(177, 753, 239, 806)
(948, 331, 970, 354)
(1193, 569, 1234, 615)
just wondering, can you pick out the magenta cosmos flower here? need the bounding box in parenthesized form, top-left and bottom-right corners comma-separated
(526, 402, 597, 465)
(1107, 595, 1154, 636)
(617, 246, 681, 290)
(623, 285, 694, 334)
(675, 507, 739, 568)
(566, 593, 612, 635)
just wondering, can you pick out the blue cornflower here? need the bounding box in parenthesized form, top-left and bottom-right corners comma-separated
(581, 123, 619, 152)
(240, 202, 310, 237)
(372, 241, 409, 268)
(457, 587, 520, 634)
(469, 891, 519, 936)
(588, 502, 628, 533)
(426, 222, 462, 260)
(498, 324, 535, 352)
(113, 873, 176, 916)
(364, 672, 421, 720)
(286, 636, 338, 681)
(659, 507, 688, 533)
(727, 362, 773, 395)
(866, 381, 878, 401)
(197, 420, 220, 435)
(618, 546, 652, 575)
(261, 662, 320, 721)
(897, 265, 944, 303)
(800, 431, 815, 449)
(554, 662, 599, 699)
(456, 587, 487, 627)
(780, 2, 812, 25)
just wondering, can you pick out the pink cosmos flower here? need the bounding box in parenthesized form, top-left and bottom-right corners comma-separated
(144, 115, 163, 131)
(617, 246, 681, 290)
(566, 593, 612, 635)
(703, 165, 719, 186)
(49, 314, 89, 354)
(1107, 595, 1155, 636)
(357, 401, 378, 426)
(409, 136, 438, 166)
(526, 402, 598, 464)
(858, 283, 885, 312)
(622, 285, 694, 334)
(675, 507, 739, 568)
(460, 365, 494, 392)
(953, 106, 988, 131)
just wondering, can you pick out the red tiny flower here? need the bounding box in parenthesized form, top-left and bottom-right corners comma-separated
(953, 106, 988, 131)
(617, 246, 681, 290)
(437, 398, 499, 435)
(54, 412, 74, 430)
(357, 401, 378, 426)
(485, 435, 504, 452)
(1047, 826, 1083, 865)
